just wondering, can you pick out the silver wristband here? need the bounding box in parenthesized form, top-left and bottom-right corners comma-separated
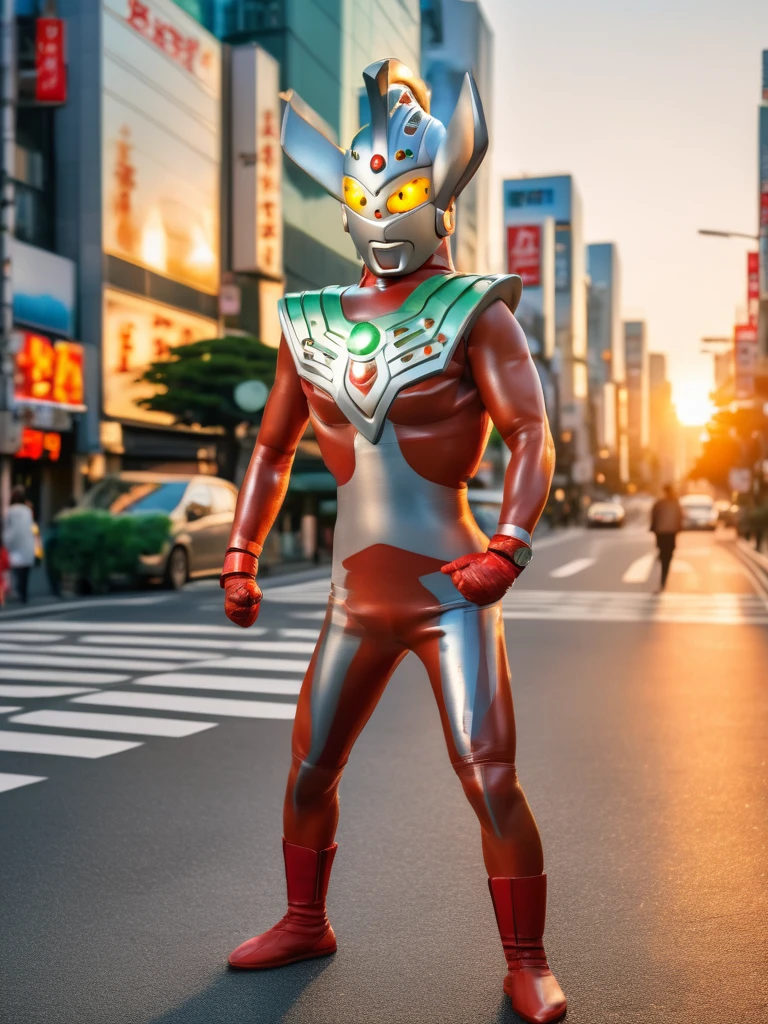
(495, 523, 533, 548)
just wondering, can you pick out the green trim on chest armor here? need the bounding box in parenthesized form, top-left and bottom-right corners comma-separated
(278, 272, 522, 445)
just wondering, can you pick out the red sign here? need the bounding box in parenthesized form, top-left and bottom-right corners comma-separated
(125, 0, 214, 83)
(14, 333, 85, 408)
(35, 18, 67, 104)
(17, 429, 62, 462)
(748, 251, 760, 326)
(734, 324, 758, 399)
(507, 225, 542, 286)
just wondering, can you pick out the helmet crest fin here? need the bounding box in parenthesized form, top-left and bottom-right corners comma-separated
(432, 73, 488, 216)
(281, 91, 345, 201)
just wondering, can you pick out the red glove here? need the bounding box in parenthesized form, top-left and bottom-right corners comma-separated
(221, 549, 262, 628)
(441, 534, 530, 606)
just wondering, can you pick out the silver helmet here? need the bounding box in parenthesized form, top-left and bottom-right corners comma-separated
(280, 58, 488, 277)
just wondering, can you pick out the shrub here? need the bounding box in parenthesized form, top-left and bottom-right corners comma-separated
(52, 511, 172, 592)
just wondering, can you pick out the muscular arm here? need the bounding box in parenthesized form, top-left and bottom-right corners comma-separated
(227, 337, 310, 555)
(467, 300, 555, 537)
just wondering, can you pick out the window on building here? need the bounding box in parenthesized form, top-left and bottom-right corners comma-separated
(506, 187, 555, 209)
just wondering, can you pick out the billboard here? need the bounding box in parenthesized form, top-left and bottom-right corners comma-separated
(35, 18, 66, 103)
(102, 0, 221, 294)
(734, 324, 758, 399)
(102, 289, 217, 425)
(11, 238, 76, 337)
(14, 333, 85, 410)
(506, 225, 541, 286)
(231, 45, 283, 278)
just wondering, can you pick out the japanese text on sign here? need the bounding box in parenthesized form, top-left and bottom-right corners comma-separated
(125, 0, 215, 84)
(14, 334, 85, 408)
(35, 18, 66, 104)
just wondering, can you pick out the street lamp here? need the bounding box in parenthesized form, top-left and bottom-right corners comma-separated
(698, 229, 759, 241)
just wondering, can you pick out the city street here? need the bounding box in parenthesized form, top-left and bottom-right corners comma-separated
(1, 524, 767, 1024)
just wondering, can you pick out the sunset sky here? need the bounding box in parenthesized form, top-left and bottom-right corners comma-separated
(482, 0, 767, 425)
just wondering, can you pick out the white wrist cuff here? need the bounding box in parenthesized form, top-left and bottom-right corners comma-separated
(496, 523, 532, 548)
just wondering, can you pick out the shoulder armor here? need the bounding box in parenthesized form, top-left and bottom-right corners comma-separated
(278, 273, 522, 444)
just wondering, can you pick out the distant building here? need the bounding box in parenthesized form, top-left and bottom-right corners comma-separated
(648, 353, 678, 486)
(587, 243, 628, 486)
(624, 320, 650, 483)
(503, 175, 591, 490)
(421, 0, 493, 272)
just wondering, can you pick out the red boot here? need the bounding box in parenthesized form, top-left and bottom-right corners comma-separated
(489, 874, 567, 1023)
(229, 840, 338, 969)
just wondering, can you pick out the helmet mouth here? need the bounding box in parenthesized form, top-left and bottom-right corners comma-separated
(369, 240, 414, 274)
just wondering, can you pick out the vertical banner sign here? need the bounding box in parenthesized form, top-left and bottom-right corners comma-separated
(734, 324, 758, 399)
(35, 18, 67, 103)
(506, 225, 541, 286)
(748, 252, 760, 326)
(231, 45, 283, 277)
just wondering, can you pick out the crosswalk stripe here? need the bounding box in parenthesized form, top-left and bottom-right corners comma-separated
(132, 673, 303, 696)
(0, 632, 63, 643)
(288, 611, 327, 621)
(78, 634, 253, 652)
(0, 621, 267, 636)
(278, 628, 321, 640)
(622, 553, 657, 583)
(549, 558, 596, 579)
(51, 644, 222, 661)
(0, 730, 142, 759)
(0, 667, 128, 685)
(72, 690, 297, 720)
(0, 705, 22, 713)
(188, 656, 310, 673)
(10, 710, 218, 738)
(0, 683, 101, 697)
(75, 636, 317, 655)
(0, 652, 183, 672)
(0, 772, 46, 794)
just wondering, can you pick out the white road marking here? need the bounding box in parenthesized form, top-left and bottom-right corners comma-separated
(132, 673, 303, 696)
(75, 636, 316, 655)
(0, 632, 63, 643)
(0, 772, 46, 794)
(0, 668, 127, 685)
(50, 643, 220, 661)
(288, 611, 327, 621)
(0, 683, 101, 697)
(0, 730, 142, 759)
(622, 553, 657, 583)
(502, 590, 768, 625)
(188, 656, 310, 673)
(549, 558, 596, 579)
(73, 690, 297, 720)
(670, 559, 694, 573)
(0, 621, 267, 636)
(10, 710, 218, 738)
(0, 652, 181, 672)
(0, 594, 172, 622)
(278, 628, 321, 640)
(0, 705, 22, 713)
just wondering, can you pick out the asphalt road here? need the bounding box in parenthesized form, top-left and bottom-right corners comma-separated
(1, 524, 767, 1024)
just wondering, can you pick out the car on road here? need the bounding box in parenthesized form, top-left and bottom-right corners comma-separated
(586, 501, 625, 528)
(680, 493, 718, 531)
(49, 472, 238, 590)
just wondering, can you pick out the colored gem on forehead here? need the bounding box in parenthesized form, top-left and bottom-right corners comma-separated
(405, 148, 414, 158)
(370, 154, 385, 172)
(348, 321, 382, 356)
(374, 210, 382, 219)
(395, 149, 406, 160)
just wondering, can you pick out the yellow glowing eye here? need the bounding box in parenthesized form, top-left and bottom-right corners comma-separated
(343, 176, 368, 212)
(386, 177, 431, 214)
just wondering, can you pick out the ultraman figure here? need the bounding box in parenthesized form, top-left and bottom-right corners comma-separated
(221, 59, 566, 1024)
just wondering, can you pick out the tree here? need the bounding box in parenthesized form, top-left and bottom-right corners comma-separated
(137, 335, 278, 481)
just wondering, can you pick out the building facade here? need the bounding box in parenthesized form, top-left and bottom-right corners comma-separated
(503, 174, 591, 491)
(648, 352, 678, 487)
(623, 319, 650, 484)
(421, 0, 492, 273)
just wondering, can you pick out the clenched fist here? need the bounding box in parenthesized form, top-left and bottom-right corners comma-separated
(441, 535, 529, 606)
(224, 576, 263, 628)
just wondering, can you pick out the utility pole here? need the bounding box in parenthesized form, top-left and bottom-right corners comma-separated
(0, 0, 16, 516)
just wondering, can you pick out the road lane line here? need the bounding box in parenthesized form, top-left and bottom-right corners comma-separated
(0, 772, 46, 793)
(132, 673, 303, 696)
(187, 656, 310, 673)
(622, 553, 657, 583)
(549, 558, 596, 579)
(0, 653, 183, 672)
(51, 644, 221, 661)
(10, 710, 218, 738)
(73, 690, 297, 720)
(0, 682, 105, 695)
(0, 621, 267, 636)
(0, 730, 142, 759)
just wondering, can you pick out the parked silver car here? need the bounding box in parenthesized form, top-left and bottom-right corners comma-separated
(76, 472, 238, 588)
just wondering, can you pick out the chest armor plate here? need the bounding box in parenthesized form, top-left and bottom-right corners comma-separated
(278, 272, 521, 444)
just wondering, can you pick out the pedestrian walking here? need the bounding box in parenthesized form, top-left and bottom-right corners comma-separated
(3, 486, 37, 604)
(650, 485, 682, 592)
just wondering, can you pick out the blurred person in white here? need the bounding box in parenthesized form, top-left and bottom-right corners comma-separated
(3, 485, 36, 604)
(650, 485, 682, 593)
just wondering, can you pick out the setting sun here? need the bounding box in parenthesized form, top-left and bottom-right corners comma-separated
(673, 381, 715, 426)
